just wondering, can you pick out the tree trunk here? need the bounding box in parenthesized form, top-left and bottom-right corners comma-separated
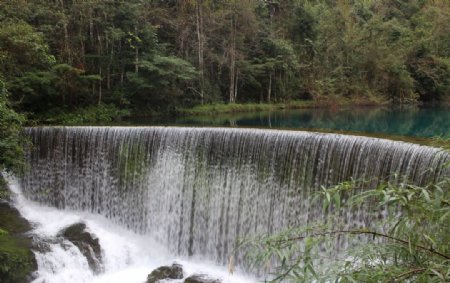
(234, 69, 239, 102)
(134, 26, 139, 73)
(59, 0, 71, 63)
(63, 22, 70, 63)
(89, 9, 94, 45)
(135, 47, 139, 73)
(98, 67, 102, 105)
(229, 57, 235, 103)
(80, 40, 85, 69)
(107, 36, 114, 90)
(229, 14, 236, 103)
(119, 40, 124, 87)
(196, 0, 205, 104)
(268, 72, 272, 103)
(107, 72, 111, 90)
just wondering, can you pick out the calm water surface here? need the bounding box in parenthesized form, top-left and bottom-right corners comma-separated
(132, 106, 450, 138)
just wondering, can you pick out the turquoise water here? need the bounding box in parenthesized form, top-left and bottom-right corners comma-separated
(137, 106, 450, 138)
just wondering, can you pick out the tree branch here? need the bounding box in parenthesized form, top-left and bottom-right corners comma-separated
(279, 230, 450, 260)
(385, 267, 426, 283)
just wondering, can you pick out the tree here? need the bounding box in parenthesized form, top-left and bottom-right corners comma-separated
(8, 64, 101, 118)
(2, 0, 450, 120)
(0, 79, 25, 173)
(127, 55, 197, 113)
(242, 172, 450, 282)
(0, 20, 55, 79)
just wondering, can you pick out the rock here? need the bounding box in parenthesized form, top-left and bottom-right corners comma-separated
(146, 263, 184, 283)
(0, 201, 33, 234)
(184, 274, 222, 283)
(58, 222, 103, 273)
(30, 235, 61, 253)
(0, 197, 37, 283)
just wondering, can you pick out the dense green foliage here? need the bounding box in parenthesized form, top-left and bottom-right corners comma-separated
(0, 229, 35, 283)
(0, 41, 29, 283)
(0, 178, 36, 283)
(181, 96, 385, 115)
(242, 173, 450, 282)
(0, 80, 25, 172)
(0, 0, 449, 121)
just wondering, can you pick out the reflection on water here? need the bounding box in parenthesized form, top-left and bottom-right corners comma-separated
(144, 106, 449, 138)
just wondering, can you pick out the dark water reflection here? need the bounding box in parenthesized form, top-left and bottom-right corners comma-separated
(133, 106, 450, 138)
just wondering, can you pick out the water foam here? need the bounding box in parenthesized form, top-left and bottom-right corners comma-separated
(7, 176, 255, 283)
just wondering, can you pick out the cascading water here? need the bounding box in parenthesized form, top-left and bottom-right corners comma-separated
(7, 176, 254, 283)
(18, 126, 450, 281)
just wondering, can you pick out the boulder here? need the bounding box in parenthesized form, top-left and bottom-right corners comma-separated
(0, 200, 37, 283)
(184, 274, 222, 283)
(0, 201, 32, 234)
(30, 236, 52, 253)
(58, 222, 103, 273)
(146, 263, 184, 283)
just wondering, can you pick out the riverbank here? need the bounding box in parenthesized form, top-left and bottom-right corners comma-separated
(28, 96, 389, 126)
(180, 97, 388, 116)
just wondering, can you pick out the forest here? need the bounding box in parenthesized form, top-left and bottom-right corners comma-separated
(0, 0, 449, 124)
(0, 1, 450, 283)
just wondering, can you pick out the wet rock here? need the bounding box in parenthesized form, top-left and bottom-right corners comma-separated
(184, 274, 222, 283)
(58, 222, 103, 273)
(0, 198, 37, 283)
(0, 201, 32, 234)
(146, 263, 184, 283)
(30, 235, 61, 254)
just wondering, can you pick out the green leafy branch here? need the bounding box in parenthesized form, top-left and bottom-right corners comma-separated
(240, 174, 450, 282)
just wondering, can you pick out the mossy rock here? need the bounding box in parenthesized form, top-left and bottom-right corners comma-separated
(30, 235, 56, 253)
(184, 274, 222, 283)
(0, 233, 37, 283)
(0, 177, 10, 201)
(0, 202, 32, 234)
(58, 222, 103, 273)
(0, 187, 37, 283)
(146, 263, 184, 283)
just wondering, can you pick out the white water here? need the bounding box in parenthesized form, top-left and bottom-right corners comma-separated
(7, 176, 256, 283)
(17, 126, 450, 280)
(22, 127, 450, 266)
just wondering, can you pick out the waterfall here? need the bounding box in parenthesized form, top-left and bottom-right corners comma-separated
(20, 127, 450, 267)
(7, 176, 254, 283)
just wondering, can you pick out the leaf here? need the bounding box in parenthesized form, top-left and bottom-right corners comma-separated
(306, 263, 318, 279)
(423, 234, 436, 248)
(421, 188, 431, 202)
(334, 192, 341, 210)
(326, 191, 331, 204)
(430, 269, 445, 280)
(439, 209, 450, 222)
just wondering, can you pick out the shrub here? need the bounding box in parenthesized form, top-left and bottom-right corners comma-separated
(241, 173, 450, 282)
